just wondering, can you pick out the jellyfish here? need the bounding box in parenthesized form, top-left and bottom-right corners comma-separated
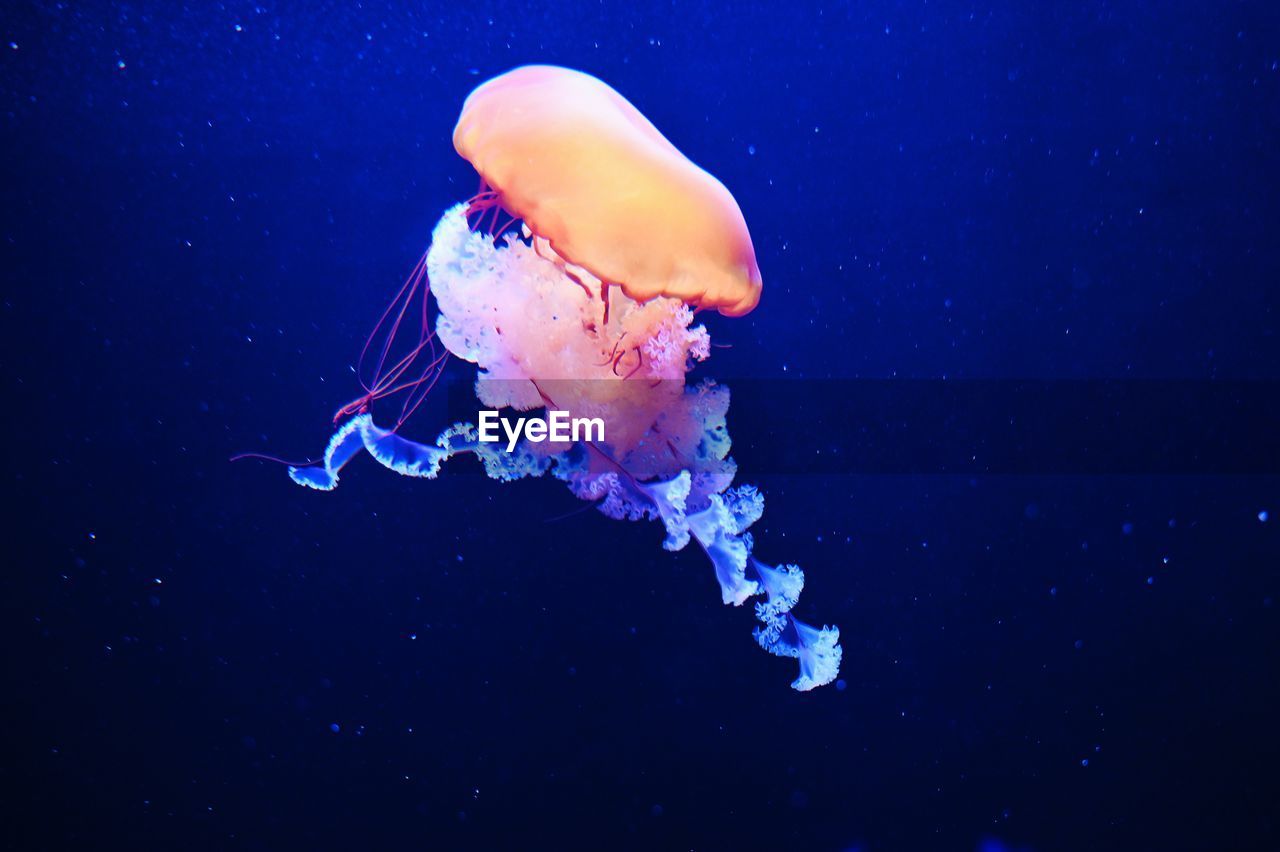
(250, 66, 841, 691)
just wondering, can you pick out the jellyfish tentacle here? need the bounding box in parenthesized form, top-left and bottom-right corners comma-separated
(336, 250, 439, 426)
(753, 611, 843, 692)
(608, 345, 644, 379)
(484, 203, 502, 234)
(748, 557, 805, 621)
(369, 255, 426, 388)
(359, 418, 452, 479)
(393, 353, 449, 431)
(634, 471, 692, 550)
(463, 187, 506, 232)
(679, 495, 759, 606)
(617, 469, 838, 689)
(595, 332, 628, 367)
(562, 267, 594, 299)
(362, 252, 430, 391)
(703, 532, 757, 606)
(287, 415, 370, 490)
(622, 347, 644, 380)
(287, 414, 555, 491)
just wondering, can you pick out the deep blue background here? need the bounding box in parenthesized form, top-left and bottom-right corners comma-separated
(3, 1, 1279, 849)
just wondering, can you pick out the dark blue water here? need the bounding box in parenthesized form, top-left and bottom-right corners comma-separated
(4, 2, 1278, 849)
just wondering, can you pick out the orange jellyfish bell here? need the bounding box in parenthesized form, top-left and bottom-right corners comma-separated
(453, 65, 763, 317)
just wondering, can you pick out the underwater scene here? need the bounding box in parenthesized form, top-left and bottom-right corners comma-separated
(3, 1, 1278, 849)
